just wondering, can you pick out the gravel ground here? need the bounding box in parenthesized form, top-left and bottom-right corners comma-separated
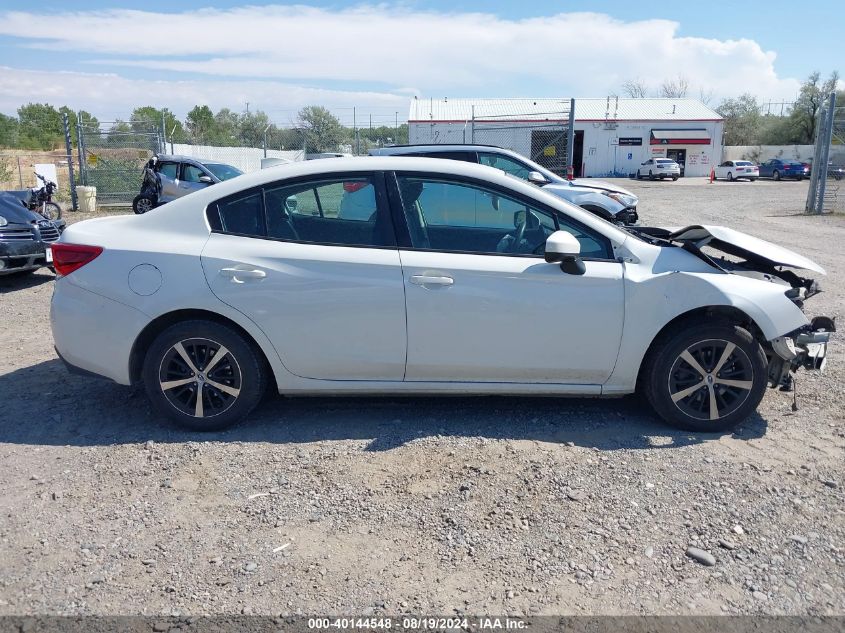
(0, 178, 843, 616)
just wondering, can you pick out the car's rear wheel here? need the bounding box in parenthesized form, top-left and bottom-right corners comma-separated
(773, 170, 781, 181)
(133, 194, 156, 214)
(641, 322, 767, 432)
(142, 320, 267, 431)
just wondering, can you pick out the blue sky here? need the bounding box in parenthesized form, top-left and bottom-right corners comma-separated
(0, 1, 841, 123)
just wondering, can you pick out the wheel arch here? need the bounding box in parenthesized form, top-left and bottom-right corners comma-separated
(635, 305, 764, 388)
(129, 308, 277, 387)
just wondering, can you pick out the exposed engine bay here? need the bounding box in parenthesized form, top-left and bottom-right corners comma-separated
(630, 224, 835, 389)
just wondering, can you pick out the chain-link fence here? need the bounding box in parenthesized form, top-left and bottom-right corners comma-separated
(806, 93, 845, 214)
(0, 151, 76, 218)
(471, 123, 570, 175)
(77, 119, 162, 207)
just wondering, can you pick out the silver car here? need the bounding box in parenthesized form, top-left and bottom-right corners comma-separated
(155, 155, 243, 204)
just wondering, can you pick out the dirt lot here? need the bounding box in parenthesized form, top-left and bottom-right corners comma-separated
(0, 178, 843, 617)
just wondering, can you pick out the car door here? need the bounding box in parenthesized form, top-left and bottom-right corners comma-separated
(157, 160, 180, 202)
(390, 172, 625, 385)
(760, 160, 774, 177)
(201, 172, 407, 381)
(178, 163, 213, 198)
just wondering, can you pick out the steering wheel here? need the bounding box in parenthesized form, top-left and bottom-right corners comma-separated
(511, 218, 527, 253)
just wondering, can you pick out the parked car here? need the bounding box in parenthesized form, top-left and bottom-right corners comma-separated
(758, 159, 805, 181)
(714, 160, 759, 182)
(637, 158, 681, 181)
(134, 155, 243, 213)
(50, 157, 832, 434)
(0, 192, 64, 276)
(370, 144, 639, 225)
(805, 162, 845, 181)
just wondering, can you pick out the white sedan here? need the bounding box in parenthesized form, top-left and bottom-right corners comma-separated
(637, 158, 681, 180)
(715, 160, 759, 182)
(50, 157, 832, 432)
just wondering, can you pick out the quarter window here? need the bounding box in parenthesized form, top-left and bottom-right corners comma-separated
(217, 191, 265, 236)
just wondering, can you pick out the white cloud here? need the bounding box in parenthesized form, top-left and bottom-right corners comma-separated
(0, 66, 409, 122)
(0, 5, 803, 118)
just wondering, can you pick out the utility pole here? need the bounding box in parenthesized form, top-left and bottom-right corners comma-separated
(395, 112, 398, 145)
(353, 107, 358, 155)
(263, 123, 271, 158)
(245, 102, 250, 114)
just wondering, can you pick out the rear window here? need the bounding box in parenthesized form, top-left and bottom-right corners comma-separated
(735, 161, 753, 166)
(656, 159, 674, 163)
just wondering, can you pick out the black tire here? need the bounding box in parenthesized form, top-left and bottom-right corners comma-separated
(749, 178, 757, 182)
(142, 320, 267, 431)
(636, 171, 642, 180)
(133, 194, 156, 214)
(727, 172, 734, 182)
(41, 202, 61, 219)
(649, 170, 655, 181)
(641, 321, 767, 432)
(773, 170, 781, 181)
(671, 176, 679, 181)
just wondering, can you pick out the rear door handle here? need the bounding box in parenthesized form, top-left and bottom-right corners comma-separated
(220, 267, 266, 283)
(409, 275, 454, 287)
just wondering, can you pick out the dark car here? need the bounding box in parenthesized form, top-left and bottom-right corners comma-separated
(0, 192, 65, 276)
(758, 159, 805, 181)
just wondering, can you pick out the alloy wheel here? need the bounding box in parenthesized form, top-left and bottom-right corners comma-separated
(667, 338, 754, 421)
(158, 338, 242, 418)
(137, 198, 153, 213)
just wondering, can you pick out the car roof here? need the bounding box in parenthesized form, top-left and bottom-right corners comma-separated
(371, 144, 505, 155)
(137, 156, 629, 244)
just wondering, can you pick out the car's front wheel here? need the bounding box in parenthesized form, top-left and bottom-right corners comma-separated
(642, 322, 768, 432)
(142, 320, 267, 431)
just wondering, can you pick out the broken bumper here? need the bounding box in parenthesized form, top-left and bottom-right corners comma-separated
(768, 317, 834, 385)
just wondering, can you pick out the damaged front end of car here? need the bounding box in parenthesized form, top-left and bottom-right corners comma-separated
(635, 224, 836, 391)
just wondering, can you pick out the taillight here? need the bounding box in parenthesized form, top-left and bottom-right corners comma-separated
(51, 243, 103, 276)
(343, 181, 368, 193)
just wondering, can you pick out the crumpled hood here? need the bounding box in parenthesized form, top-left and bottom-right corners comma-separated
(669, 225, 825, 274)
(570, 178, 637, 199)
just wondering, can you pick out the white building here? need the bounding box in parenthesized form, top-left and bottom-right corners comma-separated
(408, 97, 724, 178)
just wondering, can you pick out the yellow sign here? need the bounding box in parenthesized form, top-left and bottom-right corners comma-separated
(87, 153, 98, 166)
(543, 146, 556, 157)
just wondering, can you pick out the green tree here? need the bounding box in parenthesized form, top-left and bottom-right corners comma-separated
(17, 103, 63, 149)
(186, 105, 215, 144)
(239, 110, 272, 148)
(0, 113, 19, 147)
(297, 106, 344, 153)
(717, 94, 762, 145)
(790, 71, 840, 144)
(213, 108, 241, 146)
(58, 106, 100, 147)
(131, 106, 185, 144)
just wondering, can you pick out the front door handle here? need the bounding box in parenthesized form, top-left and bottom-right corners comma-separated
(220, 267, 266, 283)
(410, 275, 454, 287)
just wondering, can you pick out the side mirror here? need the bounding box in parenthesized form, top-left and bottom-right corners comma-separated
(527, 171, 548, 185)
(198, 175, 213, 184)
(544, 230, 585, 275)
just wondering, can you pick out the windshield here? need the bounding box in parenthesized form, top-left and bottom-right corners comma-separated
(202, 163, 243, 181)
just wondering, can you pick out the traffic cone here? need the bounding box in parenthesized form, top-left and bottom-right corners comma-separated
(709, 167, 715, 183)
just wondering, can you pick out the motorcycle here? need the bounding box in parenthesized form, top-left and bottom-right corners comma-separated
(30, 173, 61, 220)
